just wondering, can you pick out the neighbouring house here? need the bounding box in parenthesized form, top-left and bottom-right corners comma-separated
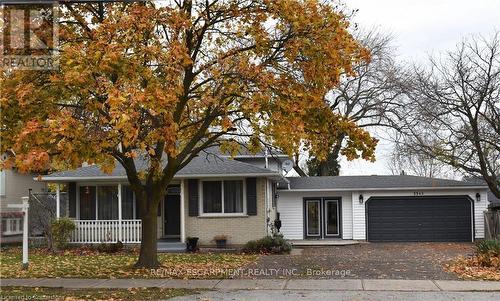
(36, 149, 491, 247)
(487, 191, 500, 211)
(1, 153, 47, 244)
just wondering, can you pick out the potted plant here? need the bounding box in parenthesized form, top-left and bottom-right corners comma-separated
(213, 235, 228, 249)
(186, 237, 199, 252)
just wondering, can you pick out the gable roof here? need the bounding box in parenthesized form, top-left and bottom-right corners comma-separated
(279, 175, 489, 191)
(39, 155, 280, 182)
(463, 176, 500, 208)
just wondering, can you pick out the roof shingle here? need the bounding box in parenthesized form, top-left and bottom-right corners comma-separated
(41, 155, 278, 181)
(279, 175, 488, 190)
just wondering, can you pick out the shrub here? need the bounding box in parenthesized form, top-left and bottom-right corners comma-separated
(97, 241, 124, 253)
(50, 218, 76, 250)
(476, 239, 500, 256)
(475, 239, 500, 267)
(242, 234, 291, 254)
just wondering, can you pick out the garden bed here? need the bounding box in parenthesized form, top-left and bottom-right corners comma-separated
(445, 255, 500, 281)
(445, 239, 500, 281)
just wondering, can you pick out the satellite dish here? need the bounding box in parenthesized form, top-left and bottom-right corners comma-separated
(282, 159, 293, 173)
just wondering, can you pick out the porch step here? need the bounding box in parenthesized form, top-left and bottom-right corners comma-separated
(157, 241, 186, 253)
(289, 239, 360, 246)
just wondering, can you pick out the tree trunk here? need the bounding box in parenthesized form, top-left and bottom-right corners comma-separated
(318, 145, 342, 176)
(307, 138, 344, 176)
(134, 195, 161, 268)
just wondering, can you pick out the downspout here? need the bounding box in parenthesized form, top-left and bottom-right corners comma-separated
(264, 150, 270, 235)
(264, 178, 269, 235)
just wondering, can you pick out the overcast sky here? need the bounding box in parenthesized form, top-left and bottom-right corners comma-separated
(338, 0, 500, 176)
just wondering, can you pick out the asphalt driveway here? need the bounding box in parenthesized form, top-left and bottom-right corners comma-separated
(238, 242, 474, 280)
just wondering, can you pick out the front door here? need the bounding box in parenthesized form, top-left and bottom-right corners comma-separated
(163, 188, 181, 239)
(304, 198, 341, 239)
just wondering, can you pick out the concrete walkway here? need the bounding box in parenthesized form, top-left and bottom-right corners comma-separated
(171, 290, 500, 301)
(1, 278, 500, 292)
(289, 239, 359, 246)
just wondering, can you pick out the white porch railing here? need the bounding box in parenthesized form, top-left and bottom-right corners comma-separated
(70, 219, 142, 244)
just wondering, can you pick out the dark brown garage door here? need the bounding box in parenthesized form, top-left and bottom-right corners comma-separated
(367, 196, 472, 242)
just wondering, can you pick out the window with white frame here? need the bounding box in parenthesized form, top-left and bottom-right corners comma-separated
(1, 217, 23, 235)
(201, 180, 244, 214)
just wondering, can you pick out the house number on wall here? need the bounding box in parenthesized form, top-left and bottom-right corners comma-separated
(414, 191, 424, 196)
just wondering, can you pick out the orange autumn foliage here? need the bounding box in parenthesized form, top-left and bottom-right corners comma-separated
(1, 1, 374, 175)
(1, 1, 376, 267)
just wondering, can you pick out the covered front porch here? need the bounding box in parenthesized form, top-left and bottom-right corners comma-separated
(52, 181, 185, 245)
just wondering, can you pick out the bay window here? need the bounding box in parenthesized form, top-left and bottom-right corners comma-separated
(201, 180, 245, 215)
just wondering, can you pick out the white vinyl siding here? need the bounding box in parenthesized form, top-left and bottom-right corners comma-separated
(277, 191, 353, 240)
(352, 191, 366, 240)
(342, 197, 353, 239)
(475, 191, 488, 239)
(277, 192, 303, 239)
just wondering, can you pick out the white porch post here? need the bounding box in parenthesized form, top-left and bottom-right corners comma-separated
(118, 183, 122, 242)
(55, 184, 61, 219)
(21, 196, 29, 269)
(180, 180, 186, 243)
(7, 198, 29, 269)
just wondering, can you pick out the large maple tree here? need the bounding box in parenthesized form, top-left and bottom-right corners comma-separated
(1, 1, 376, 267)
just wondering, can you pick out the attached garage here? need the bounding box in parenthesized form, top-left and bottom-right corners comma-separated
(277, 175, 488, 242)
(366, 196, 473, 242)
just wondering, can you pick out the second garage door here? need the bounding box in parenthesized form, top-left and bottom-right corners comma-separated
(367, 196, 472, 242)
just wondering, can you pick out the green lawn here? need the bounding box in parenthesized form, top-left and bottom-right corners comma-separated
(0, 286, 198, 300)
(0, 247, 257, 279)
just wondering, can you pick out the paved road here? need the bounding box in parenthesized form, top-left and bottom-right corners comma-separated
(170, 290, 500, 301)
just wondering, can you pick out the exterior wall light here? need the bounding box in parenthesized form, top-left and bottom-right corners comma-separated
(359, 194, 364, 204)
(475, 192, 481, 202)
